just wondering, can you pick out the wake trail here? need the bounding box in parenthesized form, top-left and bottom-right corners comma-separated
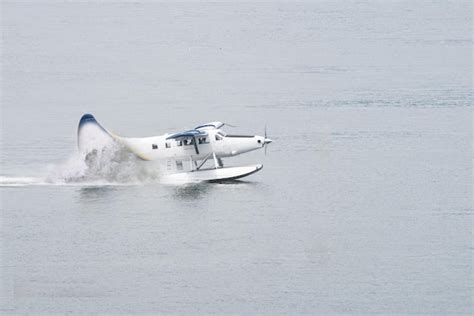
(1, 143, 162, 187)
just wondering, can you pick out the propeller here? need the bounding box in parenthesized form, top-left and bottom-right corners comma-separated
(263, 124, 272, 155)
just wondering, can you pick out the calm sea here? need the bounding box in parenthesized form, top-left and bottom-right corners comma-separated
(1, 1, 472, 314)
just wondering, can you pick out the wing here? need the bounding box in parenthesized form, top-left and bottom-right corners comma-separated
(194, 121, 224, 130)
(166, 129, 207, 140)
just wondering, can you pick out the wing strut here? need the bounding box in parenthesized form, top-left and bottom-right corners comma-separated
(193, 136, 199, 155)
(213, 153, 219, 169)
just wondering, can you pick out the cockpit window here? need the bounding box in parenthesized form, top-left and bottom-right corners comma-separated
(215, 131, 226, 141)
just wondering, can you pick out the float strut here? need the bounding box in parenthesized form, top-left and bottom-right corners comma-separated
(213, 152, 219, 169)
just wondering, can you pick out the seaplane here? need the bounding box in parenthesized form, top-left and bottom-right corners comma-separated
(77, 114, 272, 183)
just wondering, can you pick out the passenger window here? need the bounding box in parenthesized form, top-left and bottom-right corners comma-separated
(165, 142, 171, 148)
(176, 160, 183, 171)
(177, 140, 182, 147)
(152, 144, 158, 150)
(183, 139, 194, 146)
(215, 134, 223, 141)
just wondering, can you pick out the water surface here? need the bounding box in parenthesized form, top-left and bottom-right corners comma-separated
(1, 1, 472, 314)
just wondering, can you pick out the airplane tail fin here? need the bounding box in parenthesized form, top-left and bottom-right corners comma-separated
(77, 114, 152, 160)
(77, 113, 115, 153)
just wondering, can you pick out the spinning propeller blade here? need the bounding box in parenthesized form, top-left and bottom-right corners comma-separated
(265, 125, 267, 156)
(263, 124, 272, 156)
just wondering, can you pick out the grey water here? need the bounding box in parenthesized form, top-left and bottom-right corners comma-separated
(1, 1, 472, 314)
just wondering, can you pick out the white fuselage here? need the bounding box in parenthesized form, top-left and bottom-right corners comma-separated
(118, 129, 267, 161)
